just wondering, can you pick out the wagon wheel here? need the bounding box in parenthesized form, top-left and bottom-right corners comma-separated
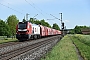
(34, 35, 37, 40)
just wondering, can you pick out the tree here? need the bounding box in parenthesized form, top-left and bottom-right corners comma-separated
(6, 15, 19, 38)
(52, 23, 60, 30)
(74, 25, 82, 34)
(29, 18, 51, 28)
(40, 19, 51, 28)
(22, 16, 26, 22)
(69, 29, 75, 34)
(0, 19, 11, 37)
(34, 20, 41, 25)
(29, 18, 35, 24)
(72, 25, 90, 34)
(22, 19, 26, 22)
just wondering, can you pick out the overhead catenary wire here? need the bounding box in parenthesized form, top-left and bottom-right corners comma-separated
(25, 0, 61, 27)
(46, 14, 60, 24)
(25, 0, 61, 21)
(29, 0, 49, 15)
(33, 14, 38, 18)
(50, 14, 60, 20)
(0, 3, 24, 15)
(7, 3, 24, 12)
(29, 0, 53, 18)
(25, 0, 47, 18)
(29, 0, 62, 22)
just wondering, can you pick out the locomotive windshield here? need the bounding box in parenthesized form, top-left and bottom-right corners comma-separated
(18, 23, 27, 29)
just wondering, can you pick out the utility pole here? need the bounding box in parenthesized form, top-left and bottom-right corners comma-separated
(59, 13, 64, 36)
(59, 13, 62, 30)
(26, 13, 30, 21)
(49, 13, 65, 36)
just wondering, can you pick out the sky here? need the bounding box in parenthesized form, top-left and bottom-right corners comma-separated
(0, 0, 90, 29)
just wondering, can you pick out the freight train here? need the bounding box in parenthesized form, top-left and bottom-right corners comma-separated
(16, 21, 61, 41)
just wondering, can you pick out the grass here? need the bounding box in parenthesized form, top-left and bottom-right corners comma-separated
(75, 34, 90, 46)
(0, 38, 18, 44)
(41, 35, 78, 60)
(71, 34, 90, 60)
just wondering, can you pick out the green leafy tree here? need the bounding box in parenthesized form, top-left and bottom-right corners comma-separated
(34, 20, 41, 25)
(52, 23, 60, 30)
(40, 19, 51, 28)
(22, 19, 26, 22)
(70, 25, 90, 34)
(6, 15, 19, 38)
(22, 16, 26, 22)
(69, 29, 75, 34)
(29, 18, 35, 24)
(0, 19, 11, 37)
(29, 18, 51, 28)
(74, 25, 82, 34)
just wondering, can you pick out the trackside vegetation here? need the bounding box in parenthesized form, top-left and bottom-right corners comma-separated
(72, 34, 90, 60)
(0, 38, 18, 44)
(41, 35, 78, 60)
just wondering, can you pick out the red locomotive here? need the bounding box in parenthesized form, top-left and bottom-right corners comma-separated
(16, 21, 61, 41)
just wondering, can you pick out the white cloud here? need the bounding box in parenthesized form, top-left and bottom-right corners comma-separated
(64, 20, 70, 23)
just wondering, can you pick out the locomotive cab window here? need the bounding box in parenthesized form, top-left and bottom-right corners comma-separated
(18, 23, 27, 29)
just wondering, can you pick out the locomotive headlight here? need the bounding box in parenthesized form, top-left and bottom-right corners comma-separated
(17, 31, 18, 32)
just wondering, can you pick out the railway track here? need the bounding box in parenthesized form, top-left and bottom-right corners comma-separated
(0, 35, 61, 60)
(0, 36, 57, 55)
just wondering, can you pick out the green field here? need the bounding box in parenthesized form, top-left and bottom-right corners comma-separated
(72, 34, 90, 60)
(41, 35, 78, 60)
(41, 34, 90, 60)
(0, 38, 18, 44)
